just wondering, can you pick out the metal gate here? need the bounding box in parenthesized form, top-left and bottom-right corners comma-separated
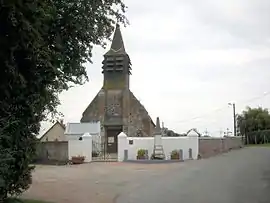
(92, 136, 117, 161)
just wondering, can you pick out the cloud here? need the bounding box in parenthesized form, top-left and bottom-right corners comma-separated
(40, 0, 270, 137)
(184, 0, 270, 47)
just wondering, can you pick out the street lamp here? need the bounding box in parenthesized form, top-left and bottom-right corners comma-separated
(228, 102, 236, 137)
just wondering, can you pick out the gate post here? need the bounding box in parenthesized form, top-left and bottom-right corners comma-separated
(179, 149, 183, 161)
(118, 132, 127, 162)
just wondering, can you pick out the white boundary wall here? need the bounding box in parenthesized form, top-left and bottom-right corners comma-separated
(118, 133, 199, 161)
(68, 133, 92, 162)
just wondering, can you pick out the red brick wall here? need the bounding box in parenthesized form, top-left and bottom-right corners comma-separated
(198, 137, 243, 158)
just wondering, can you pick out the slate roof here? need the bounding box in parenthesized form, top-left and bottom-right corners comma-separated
(64, 122, 100, 135)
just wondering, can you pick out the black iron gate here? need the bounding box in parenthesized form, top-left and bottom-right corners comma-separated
(92, 138, 117, 161)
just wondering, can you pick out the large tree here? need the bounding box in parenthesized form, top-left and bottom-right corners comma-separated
(0, 0, 127, 200)
(237, 107, 270, 144)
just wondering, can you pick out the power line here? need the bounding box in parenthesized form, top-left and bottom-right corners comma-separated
(239, 91, 270, 105)
(170, 107, 228, 124)
(169, 91, 270, 124)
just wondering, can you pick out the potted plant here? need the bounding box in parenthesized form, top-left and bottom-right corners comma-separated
(71, 155, 85, 164)
(170, 150, 180, 160)
(137, 149, 148, 160)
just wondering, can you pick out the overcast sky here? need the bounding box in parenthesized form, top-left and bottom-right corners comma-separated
(40, 0, 270, 137)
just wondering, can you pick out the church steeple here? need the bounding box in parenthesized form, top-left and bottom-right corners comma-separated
(102, 24, 132, 90)
(105, 24, 126, 55)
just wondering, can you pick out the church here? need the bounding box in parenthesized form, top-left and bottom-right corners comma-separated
(80, 24, 155, 154)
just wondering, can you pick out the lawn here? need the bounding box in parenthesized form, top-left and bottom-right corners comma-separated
(247, 143, 270, 147)
(6, 199, 53, 203)
(22, 200, 52, 203)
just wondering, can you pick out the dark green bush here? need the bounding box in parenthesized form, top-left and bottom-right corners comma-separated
(0, 0, 127, 201)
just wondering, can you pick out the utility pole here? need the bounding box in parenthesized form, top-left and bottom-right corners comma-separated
(228, 103, 237, 136)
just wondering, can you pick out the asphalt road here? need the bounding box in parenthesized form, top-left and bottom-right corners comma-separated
(116, 147, 270, 203)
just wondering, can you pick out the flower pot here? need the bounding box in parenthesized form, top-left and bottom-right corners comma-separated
(170, 154, 179, 160)
(71, 156, 85, 164)
(137, 155, 147, 160)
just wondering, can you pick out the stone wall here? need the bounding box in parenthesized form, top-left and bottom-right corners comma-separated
(198, 136, 243, 158)
(35, 141, 68, 164)
(127, 91, 155, 137)
(80, 89, 155, 137)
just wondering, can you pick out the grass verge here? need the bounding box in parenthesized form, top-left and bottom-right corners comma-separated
(6, 198, 53, 203)
(247, 143, 270, 147)
(21, 200, 53, 203)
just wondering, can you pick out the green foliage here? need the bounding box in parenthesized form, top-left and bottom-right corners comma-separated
(137, 149, 146, 157)
(5, 198, 53, 203)
(170, 150, 179, 159)
(0, 0, 127, 200)
(246, 130, 270, 144)
(237, 107, 270, 144)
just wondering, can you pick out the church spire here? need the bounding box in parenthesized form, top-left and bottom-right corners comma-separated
(102, 23, 132, 85)
(105, 24, 126, 55)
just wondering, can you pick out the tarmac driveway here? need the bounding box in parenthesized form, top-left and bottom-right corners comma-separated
(22, 147, 270, 203)
(22, 161, 176, 203)
(117, 147, 270, 203)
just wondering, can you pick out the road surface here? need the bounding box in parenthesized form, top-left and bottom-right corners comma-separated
(116, 147, 270, 203)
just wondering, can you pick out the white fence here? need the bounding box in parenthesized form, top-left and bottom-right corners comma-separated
(68, 133, 92, 162)
(67, 132, 199, 162)
(118, 133, 198, 161)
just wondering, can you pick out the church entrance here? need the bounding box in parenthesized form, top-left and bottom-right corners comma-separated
(92, 126, 122, 161)
(106, 126, 122, 154)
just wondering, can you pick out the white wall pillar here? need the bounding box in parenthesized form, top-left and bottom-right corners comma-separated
(188, 134, 199, 159)
(118, 132, 128, 162)
(81, 133, 92, 162)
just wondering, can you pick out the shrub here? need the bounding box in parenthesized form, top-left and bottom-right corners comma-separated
(137, 149, 148, 159)
(0, 0, 127, 201)
(137, 149, 146, 157)
(0, 125, 36, 200)
(0, 0, 126, 202)
(170, 150, 180, 160)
